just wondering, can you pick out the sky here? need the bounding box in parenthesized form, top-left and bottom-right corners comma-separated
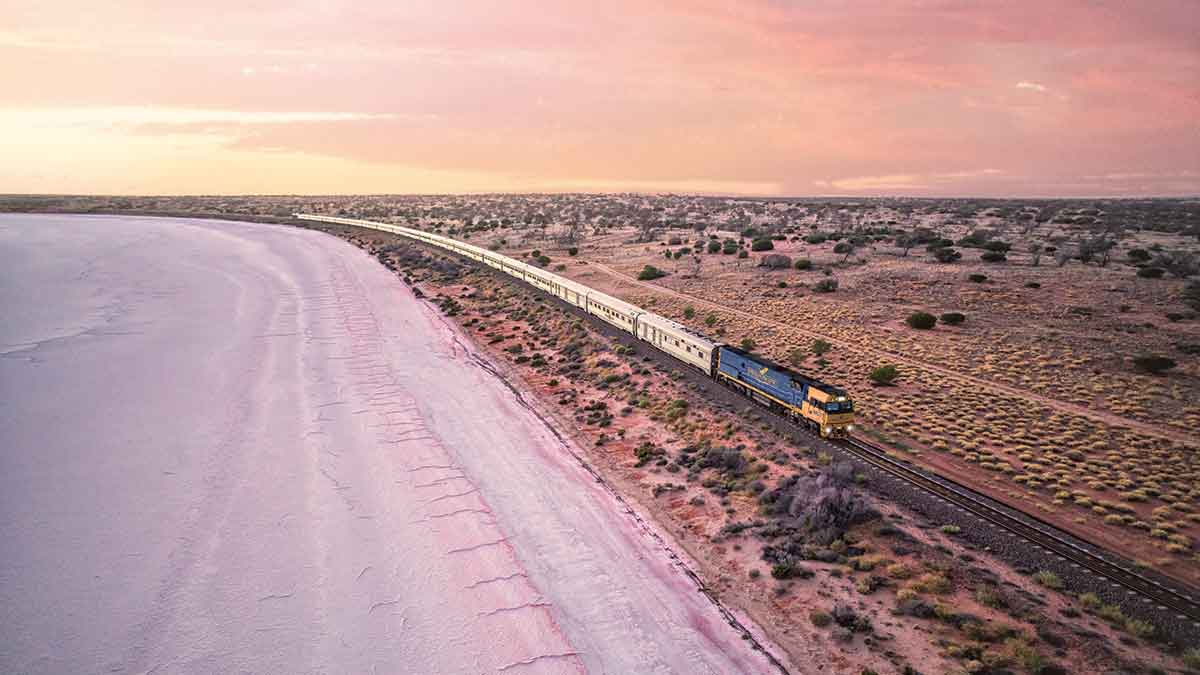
(2, 1, 1198, 197)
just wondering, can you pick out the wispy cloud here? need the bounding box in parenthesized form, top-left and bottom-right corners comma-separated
(1015, 81, 1048, 92)
(0, 106, 397, 128)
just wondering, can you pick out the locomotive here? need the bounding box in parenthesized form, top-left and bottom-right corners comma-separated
(297, 214, 856, 438)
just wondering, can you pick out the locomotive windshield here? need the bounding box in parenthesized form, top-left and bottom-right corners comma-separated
(826, 400, 853, 413)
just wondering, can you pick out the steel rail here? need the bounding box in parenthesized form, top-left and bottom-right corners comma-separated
(840, 436, 1200, 624)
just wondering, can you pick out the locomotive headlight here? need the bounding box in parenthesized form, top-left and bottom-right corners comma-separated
(846, 424, 855, 432)
(837, 396, 846, 401)
(823, 426, 832, 434)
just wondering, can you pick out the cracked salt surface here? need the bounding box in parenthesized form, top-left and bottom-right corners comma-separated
(0, 214, 788, 674)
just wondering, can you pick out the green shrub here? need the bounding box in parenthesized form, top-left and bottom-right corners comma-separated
(940, 312, 966, 325)
(805, 233, 827, 244)
(870, 364, 898, 385)
(707, 240, 721, 253)
(737, 249, 749, 259)
(740, 338, 756, 352)
(810, 610, 833, 627)
(1133, 354, 1176, 375)
(637, 265, 667, 281)
(933, 247, 962, 263)
(1137, 266, 1165, 278)
(794, 258, 813, 270)
(751, 238, 774, 251)
(968, 273, 987, 283)
(705, 313, 718, 327)
(1025, 281, 1041, 288)
(567, 246, 578, 256)
(1127, 248, 1150, 262)
(1031, 570, 1062, 589)
(1124, 618, 1155, 639)
(1097, 603, 1126, 624)
(1079, 592, 1102, 611)
(812, 339, 832, 356)
(1182, 648, 1200, 669)
(771, 562, 800, 579)
(906, 312, 937, 329)
(722, 240, 738, 254)
(683, 306, 695, 319)
(981, 251, 1008, 263)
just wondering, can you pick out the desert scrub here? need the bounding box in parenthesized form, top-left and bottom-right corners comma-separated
(911, 572, 952, 595)
(906, 312, 937, 329)
(1031, 570, 1063, 589)
(809, 609, 832, 627)
(637, 265, 667, 281)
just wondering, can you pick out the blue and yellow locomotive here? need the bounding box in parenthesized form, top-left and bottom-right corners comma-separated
(715, 346, 854, 438)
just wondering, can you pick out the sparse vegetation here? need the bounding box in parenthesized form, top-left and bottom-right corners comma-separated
(638, 265, 667, 281)
(939, 312, 965, 325)
(869, 364, 898, 385)
(906, 312, 937, 330)
(1132, 354, 1176, 375)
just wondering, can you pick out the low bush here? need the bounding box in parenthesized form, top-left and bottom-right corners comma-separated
(1031, 570, 1063, 589)
(981, 251, 1008, 263)
(737, 249, 749, 259)
(906, 312, 937, 329)
(1025, 281, 1041, 288)
(794, 258, 813, 270)
(813, 278, 839, 293)
(707, 240, 721, 253)
(1127, 248, 1151, 262)
(1125, 618, 1155, 639)
(1132, 354, 1176, 374)
(968, 273, 987, 283)
(751, 238, 775, 251)
(940, 312, 966, 325)
(870, 364, 898, 385)
(567, 246, 578, 256)
(740, 338, 756, 352)
(1137, 267, 1165, 278)
(933, 247, 962, 263)
(683, 306, 695, 319)
(760, 253, 792, 269)
(638, 265, 667, 281)
(809, 609, 833, 627)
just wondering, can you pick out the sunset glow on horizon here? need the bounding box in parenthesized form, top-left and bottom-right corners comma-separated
(3, 1, 1198, 197)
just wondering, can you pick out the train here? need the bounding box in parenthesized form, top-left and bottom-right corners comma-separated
(296, 214, 856, 438)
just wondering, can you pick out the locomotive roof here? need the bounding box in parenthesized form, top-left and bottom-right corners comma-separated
(720, 345, 848, 396)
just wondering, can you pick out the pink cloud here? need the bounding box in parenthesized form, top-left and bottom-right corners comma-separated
(0, 0, 1196, 195)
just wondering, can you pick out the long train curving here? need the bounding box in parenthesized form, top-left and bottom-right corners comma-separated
(297, 214, 855, 438)
(298, 214, 1200, 635)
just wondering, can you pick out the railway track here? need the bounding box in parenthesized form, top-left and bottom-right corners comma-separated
(312, 217, 1200, 641)
(838, 435, 1200, 627)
